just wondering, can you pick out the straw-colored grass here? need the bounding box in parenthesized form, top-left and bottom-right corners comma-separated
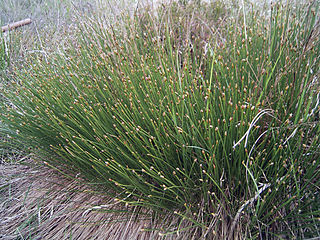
(1, 160, 238, 239)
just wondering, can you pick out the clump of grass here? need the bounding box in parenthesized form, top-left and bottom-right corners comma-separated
(1, 1, 319, 239)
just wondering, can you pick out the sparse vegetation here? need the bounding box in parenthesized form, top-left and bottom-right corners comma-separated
(0, 33, 8, 72)
(1, 0, 320, 239)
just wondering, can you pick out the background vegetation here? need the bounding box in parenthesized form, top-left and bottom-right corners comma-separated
(1, 0, 319, 239)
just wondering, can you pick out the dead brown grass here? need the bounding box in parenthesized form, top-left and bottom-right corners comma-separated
(1, 160, 227, 240)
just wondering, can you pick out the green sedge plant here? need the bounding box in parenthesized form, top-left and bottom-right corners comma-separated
(1, 1, 319, 239)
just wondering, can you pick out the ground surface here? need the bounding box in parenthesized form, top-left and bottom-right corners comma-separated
(0, 160, 186, 239)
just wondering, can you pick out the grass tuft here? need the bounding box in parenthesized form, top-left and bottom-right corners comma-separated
(1, 1, 319, 239)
